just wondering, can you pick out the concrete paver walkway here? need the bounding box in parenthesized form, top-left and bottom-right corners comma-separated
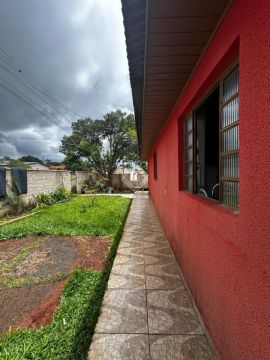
(88, 195, 215, 359)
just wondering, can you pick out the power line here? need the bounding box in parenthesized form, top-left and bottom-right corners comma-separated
(0, 78, 69, 131)
(0, 56, 77, 124)
(0, 54, 73, 132)
(0, 48, 91, 162)
(0, 48, 87, 156)
(0, 47, 83, 119)
(0, 54, 76, 127)
(0, 63, 76, 125)
(0, 77, 71, 133)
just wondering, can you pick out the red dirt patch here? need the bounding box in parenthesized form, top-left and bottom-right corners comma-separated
(14, 280, 66, 330)
(0, 235, 110, 333)
(0, 281, 65, 332)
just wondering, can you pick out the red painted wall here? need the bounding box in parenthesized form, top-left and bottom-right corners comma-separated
(148, 0, 270, 359)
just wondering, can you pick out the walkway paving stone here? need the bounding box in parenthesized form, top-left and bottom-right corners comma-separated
(95, 289, 147, 334)
(88, 195, 215, 360)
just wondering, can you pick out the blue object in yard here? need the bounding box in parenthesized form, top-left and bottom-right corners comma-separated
(106, 187, 114, 194)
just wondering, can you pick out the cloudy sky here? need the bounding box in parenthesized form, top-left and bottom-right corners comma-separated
(0, 0, 133, 161)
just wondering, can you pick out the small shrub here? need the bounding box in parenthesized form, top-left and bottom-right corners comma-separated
(50, 188, 72, 203)
(81, 179, 94, 193)
(34, 193, 53, 206)
(2, 196, 28, 214)
(33, 188, 73, 206)
(80, 204, 87, 213)
(89, 195, 97, 207)
(95, 179, 106, 192)
(79, 195, 96, 213)
(81, 178, 106, 193)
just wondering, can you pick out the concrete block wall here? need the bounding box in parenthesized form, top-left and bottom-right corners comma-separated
(1, 169, 148, 206)
(26, 170, 71, 201)
(5, 169, 72, 203)
(3, 169, 76, 202)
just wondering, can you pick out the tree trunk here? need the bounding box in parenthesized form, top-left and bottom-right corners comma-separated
(108, 172, 113, 187)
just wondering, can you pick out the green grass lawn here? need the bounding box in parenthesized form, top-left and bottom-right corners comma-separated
(0, 195, 132, 360)
(0, 195, 131, 240)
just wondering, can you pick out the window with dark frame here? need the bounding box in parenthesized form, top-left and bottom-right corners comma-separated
(182, 64, 239, 209)
(153, 152, 158, 180)
(220, 66, 239, 208)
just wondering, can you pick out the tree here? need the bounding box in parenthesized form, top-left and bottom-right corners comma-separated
(64, 157, 92, 172)
(19, 155, 43, 163)
(126, 126, 148, 173)
(60, 109, 145, 185)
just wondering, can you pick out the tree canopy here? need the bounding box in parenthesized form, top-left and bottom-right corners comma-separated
(60, 109, 146, 183)
(19, 155, 44, 163)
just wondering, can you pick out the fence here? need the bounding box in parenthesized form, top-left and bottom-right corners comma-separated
(1, 168, 148, 205)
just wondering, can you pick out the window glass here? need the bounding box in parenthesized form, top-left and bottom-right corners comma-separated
(183, 115, 193, 192)
(222, 97, 239, 127)
(223, 66, 239, 102)
(185, 148, 193, 161)
(222, 126, 239, 152)
(185, 132, 192, 146)
(222, 181, 239, 208)
(184, 162, 193, 176)
(184, 177, 193, 192)
(186, 117, 192, 132)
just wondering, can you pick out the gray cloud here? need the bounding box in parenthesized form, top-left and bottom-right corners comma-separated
(0, 0, 132, 160)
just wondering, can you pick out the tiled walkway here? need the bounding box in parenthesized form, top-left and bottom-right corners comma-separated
(88, 195, 215, 360)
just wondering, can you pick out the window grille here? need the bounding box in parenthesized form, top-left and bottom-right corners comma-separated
(220, 66, 239, 208)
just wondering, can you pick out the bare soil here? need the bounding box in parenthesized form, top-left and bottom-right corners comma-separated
(0, 235, 110, 333)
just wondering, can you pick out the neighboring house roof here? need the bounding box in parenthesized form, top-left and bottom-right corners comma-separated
(114, 166, 146, 174)
(48, 165, 67, 170)
(122, 0, 231, 159)
(24, 162, 49, 169)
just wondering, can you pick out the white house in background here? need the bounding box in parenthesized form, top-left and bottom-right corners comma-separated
(114, 166, 146, 180)
(24, 162, 49, 170)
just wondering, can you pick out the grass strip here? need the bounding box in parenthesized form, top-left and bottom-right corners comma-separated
(0, 273, 67, 290)
(0, 237, 44, 274)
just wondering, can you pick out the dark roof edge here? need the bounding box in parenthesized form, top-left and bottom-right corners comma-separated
(121, 0, 146, 155)
(149, 0, 234, 159)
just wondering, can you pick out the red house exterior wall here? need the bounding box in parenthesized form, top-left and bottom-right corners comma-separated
(148, 0, 270, 359)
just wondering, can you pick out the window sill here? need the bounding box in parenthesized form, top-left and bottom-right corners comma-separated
(180, 190, 239, 216)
